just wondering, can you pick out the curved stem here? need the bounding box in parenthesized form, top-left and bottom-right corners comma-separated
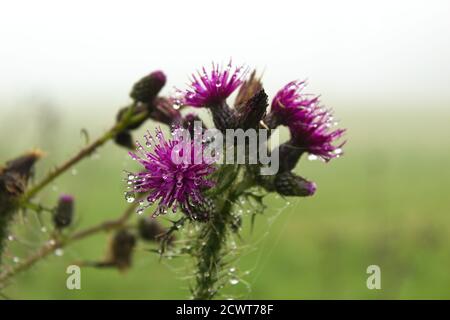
(0, 201, 139, 284)
(20, 106, 147, 203)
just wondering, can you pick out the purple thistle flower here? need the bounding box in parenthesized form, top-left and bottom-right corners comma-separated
(126, 127, 216, 218)
(181, 61, 248, 108)
(272, 81, 346, 161)
(270, 81, 319, 125)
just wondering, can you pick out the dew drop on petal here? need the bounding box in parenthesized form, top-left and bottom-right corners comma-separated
(124, 191, 136, 203)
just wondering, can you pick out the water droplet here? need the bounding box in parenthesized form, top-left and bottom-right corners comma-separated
(136, 208, 144, 215)
(229, 278, 239, 285)
(334, 148, 343, 155)
(124, 192, 135, 203)
(7, 235, 14, 241)
(308, 154, 318, 161)
(41, 227, 47, 233)
(54, 248, 64, 256)
(71, 168, 78, 176)
(48, 239, 56, 246)
(13, 257, 20, 263)
(229, 267, 236, 273)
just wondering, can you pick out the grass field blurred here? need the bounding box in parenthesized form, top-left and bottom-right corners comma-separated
(1, 104, 449, 299)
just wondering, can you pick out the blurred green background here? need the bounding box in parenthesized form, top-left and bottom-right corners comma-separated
(1, 103, 449, 299)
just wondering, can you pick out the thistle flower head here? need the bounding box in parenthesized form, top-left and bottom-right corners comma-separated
(270, 81, 319, 125)
(271, 81, 346, 161)
(126, 127, 216, 217)
(181, 61, 248, 108)
(288, 105, 345, 161)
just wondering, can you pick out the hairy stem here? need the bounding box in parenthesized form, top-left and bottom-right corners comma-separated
(0, 201, 138, 284)
(192, 165, 246, 300)
(193, 196, 233, 300)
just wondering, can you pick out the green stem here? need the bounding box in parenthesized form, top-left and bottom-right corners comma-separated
(192, 165, 250, 300)
(193, 193, 234, 300)
(20, 106, 146, 203)
(0, 200, 139, 284)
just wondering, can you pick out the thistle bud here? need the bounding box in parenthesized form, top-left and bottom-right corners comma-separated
(130, 70, 166, 103)
(183, 197, 216, 222)
(114, 131, 134, 149)
(274, 171, 316, 197)
(107, 229, 136, 271)
(53, 194, 74, 229)
(138, 217, 174, 244)
(237, 89, 268, 129)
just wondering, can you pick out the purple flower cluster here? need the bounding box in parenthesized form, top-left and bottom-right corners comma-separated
(127, 128, 215, 217)
(123, 62, 346, 217)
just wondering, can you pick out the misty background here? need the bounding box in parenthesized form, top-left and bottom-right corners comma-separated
(0, 0, 449, 299)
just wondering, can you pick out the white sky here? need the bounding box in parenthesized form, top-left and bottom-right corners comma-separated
(1, 0, 449, 110)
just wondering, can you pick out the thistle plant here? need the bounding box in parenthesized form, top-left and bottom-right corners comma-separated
(0, 60, 345, 299)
